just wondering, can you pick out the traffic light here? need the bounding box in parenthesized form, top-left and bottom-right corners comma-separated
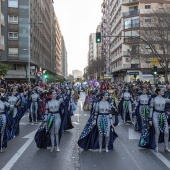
(43, 71, 48, 79)
(96, 32, 101, 43)
(153, 65, 157, 75)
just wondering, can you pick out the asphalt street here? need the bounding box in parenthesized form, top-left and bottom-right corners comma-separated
(0, 92, 170, 170)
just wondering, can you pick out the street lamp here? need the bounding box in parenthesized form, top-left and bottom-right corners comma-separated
(23, 48, 30, 83)
(23, 21, 43, 84)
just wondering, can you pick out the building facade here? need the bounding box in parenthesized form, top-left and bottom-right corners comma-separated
(108, 0, 170, 82)
(101, 0, 111, 74)
(1, 0, 62, 83)
(88, 33, 97, 66)
(0, 0, 5, 53)
(61, 35, 68, 79)
(72, 70, 83, 79)
(54, 16, 62, 77)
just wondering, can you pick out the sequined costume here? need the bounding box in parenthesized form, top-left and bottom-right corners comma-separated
(94, 100, 113, 152)
(30, 91, 40, 122)
(44, 93, 64, 152)
(8, 93, 20, 137)
(150, 94, 170, 152)
(119, 89, 134, 123)
(135, 93, 151, 131)
(0, 99, 9, 152)
(83, 86, 93, 111)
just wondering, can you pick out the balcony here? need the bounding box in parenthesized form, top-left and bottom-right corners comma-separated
(124, 37, 140, 44)
(131, 64, 139, 68)
(0, 35, 5, 50)
(1, 12, 5, 26)
(123, 10, 140, 17)
(124, 22, 140, 30)
(122, 0, 139, 5)
(5, 70, 35, 79)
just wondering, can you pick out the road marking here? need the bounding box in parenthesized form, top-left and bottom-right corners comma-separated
(2, 130, 37, 170)
(129, 128, 140, 140)
(151, 150, 170, 169)
(72, 122, 79, 125)
(20, 122, 41, 126)
(119, 139, 143, 170)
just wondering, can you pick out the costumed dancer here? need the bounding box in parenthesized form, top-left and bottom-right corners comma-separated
(8, 89, 21, 137)
(93, 91, 115, 153)
(44, 91, 64, 152)
(83, 84, 93, 111)
(134, 88, 151, 132)
(30, 88, 40, 123)
(149, 88, 170, 152)
(78, 91, 118, 152)
(0, 93, 9, 152)
(134, 88, 155, 149)
(118, 86, 134, 124)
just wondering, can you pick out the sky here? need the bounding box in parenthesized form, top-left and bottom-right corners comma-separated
(54, 0, 103, 74)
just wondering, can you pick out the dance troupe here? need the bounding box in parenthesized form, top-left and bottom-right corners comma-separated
(1, 80, 170, 154)
(0, 82, 77, 152)
(78, 80, 170, 153)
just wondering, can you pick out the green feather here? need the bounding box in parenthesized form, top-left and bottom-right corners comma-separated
(125, 101, 129, 110)
(48, 115, 54, 130)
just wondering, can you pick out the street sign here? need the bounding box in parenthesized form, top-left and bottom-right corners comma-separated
(151, 58, 158, 66)
(128, 72, 139, 75)
(37, 71, 42, 77)
(100, 76, 104, 80)
(104, 74, 112, 79)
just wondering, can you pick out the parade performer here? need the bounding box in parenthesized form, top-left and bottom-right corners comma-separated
(149, 88, 170, 152)
(8, 89, 21, 137)
(134, 88, 151, 132)
(0, 93, 9, 152)
(59, 86, 74, 132)
(78, 91, 118, 152)
(35, 91, 63, 151)
(83, 84, 93, 111)
(30, 88, 40, 123)
(118, 86, 134, 124)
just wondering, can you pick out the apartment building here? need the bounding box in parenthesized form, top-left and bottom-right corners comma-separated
(0, 0, 5, 53)
(1, 0, 59, 82)
(54, 16, 62, 77)
(108, 0, 170, 82)
(88, 33, 97, 66)
(61, 35, 68, 79)
(101, 0, 111, 74)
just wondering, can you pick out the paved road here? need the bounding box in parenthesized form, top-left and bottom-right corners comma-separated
(1, 92, 170, 170)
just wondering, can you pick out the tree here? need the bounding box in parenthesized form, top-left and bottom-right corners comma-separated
(140, 6, 170, 81)
(0, 62, 9, 78)
(85, 56, 106, 80)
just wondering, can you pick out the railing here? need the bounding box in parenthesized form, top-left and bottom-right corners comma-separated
(122, 0, 139, 4)
(124, 22, 140, 30)
(1, 12, 4, 21)
(124, 37, 140, 43)
(0, 35, 4, 45)
(123, 10, 140, 17)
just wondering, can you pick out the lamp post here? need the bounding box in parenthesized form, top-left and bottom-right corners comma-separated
(23, 20, 43, 84)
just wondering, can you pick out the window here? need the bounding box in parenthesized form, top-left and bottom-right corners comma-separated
(159, 3, 163, 9)
(8, 0, 18, 8)
(145, 17, 151, 23)
(8, 32, 18, 39)
(145, 3, 151, 9)
(8, 15, 18, 23)
(9, 48, 18, 56)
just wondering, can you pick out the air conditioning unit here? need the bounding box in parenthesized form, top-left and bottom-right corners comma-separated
(126, 57, 130, 62)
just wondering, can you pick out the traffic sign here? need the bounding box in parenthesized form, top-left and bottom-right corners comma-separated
(37, 71, 42, 77)
(104, 74, 112, 79)
(151, 58, 158, 66)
